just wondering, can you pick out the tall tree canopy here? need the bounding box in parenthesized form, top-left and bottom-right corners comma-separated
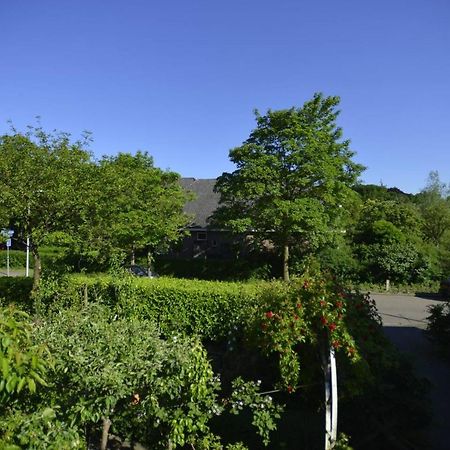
(0, 125, 190, 283)
(417, 171, 450, 246)
(214, 93, 364, 281)
(72, 151, 191, 271)
(0, 126, 92, 288)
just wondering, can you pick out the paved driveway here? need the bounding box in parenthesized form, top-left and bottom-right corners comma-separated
(372, 293, 450, 450)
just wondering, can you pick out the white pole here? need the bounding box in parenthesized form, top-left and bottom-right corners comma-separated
(6, 245, 10, 277)
(323, 345, 338, 450)
(323, 346, 332, 450)
(26, 236, 30, 277)
(330, 347, 338, 445)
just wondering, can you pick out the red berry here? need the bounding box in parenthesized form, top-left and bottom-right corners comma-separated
(296, 302, 302, 309)
(303, 280, 310, 289)
(336, 301, 343, 309)
(320, 316, 328, 326)
(287, 385, 294, 394)
(332, 340, 340, 349)
(320, 300, 327, 307)
(294, 314, 299, 320)
(328, 323, 337, 332)
(266, 311, 274, 319)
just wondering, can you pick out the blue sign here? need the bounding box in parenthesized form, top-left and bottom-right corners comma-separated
(6, 239, 11, 248)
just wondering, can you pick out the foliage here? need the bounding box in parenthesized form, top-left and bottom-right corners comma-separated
(32, 304, 224, 448)
(17, 301, 281, 449)
(0, 407, 84, 450)
(228, 378, 283, 446)
(155, 256, 278, 281)
(0, 251, 32, 269)
(416, 171, 450, 246)
(426, 301, 450, 358)
(214, 93, 364, 280)
(34, 274, 263, 340)
(246, 274, 362, 391)
(0, 125, 92, 288)
(353, 184, 412, 203)
(68, 151, 191, 271)
(0, 278, 33, 311)
(0, 307, 49, 405)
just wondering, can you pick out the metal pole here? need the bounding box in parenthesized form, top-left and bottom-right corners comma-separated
(6, 245, 10, 277)
(330, 347, 338, 445)
(26, 236, 30, 277)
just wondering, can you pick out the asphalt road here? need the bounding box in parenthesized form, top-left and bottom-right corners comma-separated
(372, 293, 450, 450)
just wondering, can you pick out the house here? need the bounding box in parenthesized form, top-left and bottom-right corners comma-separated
(173, 178, 236, 259)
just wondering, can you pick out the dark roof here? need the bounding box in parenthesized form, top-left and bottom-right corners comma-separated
(180, 178, 220, 228)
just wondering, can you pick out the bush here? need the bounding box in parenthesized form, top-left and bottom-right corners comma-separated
(1, 303, 281, 449)
(0, 277, 33, 311)
(426, 301, 450, 357)
(32, 303, 225, 449)
(28, 271, 430, 449)
(154, 256, 278, 281)
(0, 250, 29, 269)
(34, 274, 264, 341)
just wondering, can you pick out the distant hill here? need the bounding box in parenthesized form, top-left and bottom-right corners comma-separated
(353, 184, 414, 202)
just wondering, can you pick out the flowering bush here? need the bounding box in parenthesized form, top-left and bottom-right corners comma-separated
(247, 273, 375, 391)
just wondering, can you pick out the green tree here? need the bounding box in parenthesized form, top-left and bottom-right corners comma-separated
(72, 152, 191, 272)
(214, 93, 364, 281)
(0, 126, 92, 288)
(351, 199, 428, 283)
(417, 171, 450, 246)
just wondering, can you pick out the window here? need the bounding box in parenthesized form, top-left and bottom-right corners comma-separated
(196, 231, 207, 241)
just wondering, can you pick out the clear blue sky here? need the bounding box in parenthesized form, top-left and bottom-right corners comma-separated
(1, 0, 449, 193)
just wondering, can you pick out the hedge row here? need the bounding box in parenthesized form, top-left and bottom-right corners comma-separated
(0, 247, 63, 269)
(36, 275, 270, 340)
(0, 250, 33, 269)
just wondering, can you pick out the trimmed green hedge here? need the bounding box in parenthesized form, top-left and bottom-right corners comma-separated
(0, 250, 31, 269)
(36, 275, 267, 340)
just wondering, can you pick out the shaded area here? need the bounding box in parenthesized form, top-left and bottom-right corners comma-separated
(374, 293, 450, 450)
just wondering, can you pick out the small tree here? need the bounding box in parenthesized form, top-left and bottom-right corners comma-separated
(418, 171, 450, 246)
(214, 93, 364, 281)
(0, 125, 92, 288)
(72, 152, 191, 272)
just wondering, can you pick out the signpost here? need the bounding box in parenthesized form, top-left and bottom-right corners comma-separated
(6, 238, 11, 276)
(1, 229, 14, 277)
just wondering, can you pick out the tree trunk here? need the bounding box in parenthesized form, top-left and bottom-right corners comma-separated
(32, 247, 41, 291)
(282, 243, 290, 282)
(101, 417, 111, 450)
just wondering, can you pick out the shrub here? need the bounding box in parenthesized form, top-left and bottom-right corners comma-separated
(0, 277, 33, 311)
(0, 307, 49, 403)
(426, 301, 450, 357)
(34, 275, 264, 340)
(32, 303, 224, 448)
(0, 250, 30, 269)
